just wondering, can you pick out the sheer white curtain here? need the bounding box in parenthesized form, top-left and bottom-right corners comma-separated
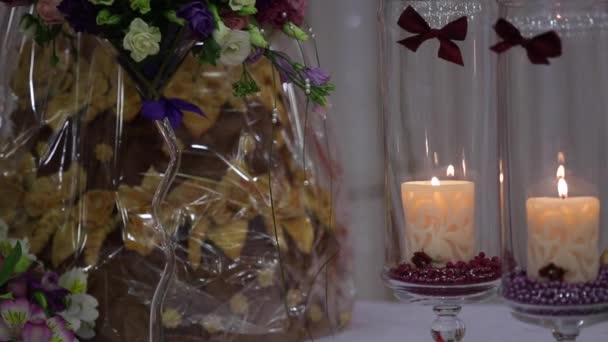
(309, 1, 388, 300)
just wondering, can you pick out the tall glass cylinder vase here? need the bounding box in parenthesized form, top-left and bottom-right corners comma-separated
(496, 0, 608, 340)
(379, 0, 500, 341)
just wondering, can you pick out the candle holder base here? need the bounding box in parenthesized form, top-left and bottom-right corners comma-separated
(430, 305, 465, 342)
(383, 272, 499, 341)
(509, 306, 608, 342)
(552, 329, 579, 342)
(384, 270, 500, 304)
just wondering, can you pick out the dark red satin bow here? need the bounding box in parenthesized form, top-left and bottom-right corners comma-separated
(397, 6, 468, 66)
(490, 18, 562, 65)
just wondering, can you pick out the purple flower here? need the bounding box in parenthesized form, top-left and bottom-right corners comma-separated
(304, 67, 330, 86)
(46, 316, 75, 342)
(274, 55, 296, 83)
(177, 2, 214, 39)
(246, 47, 265, 64)
(7, 276, 28, 298)
(27, 275, 70, 313)
(57, 0, 99, 33)
(0, 299, 47, 340)
(41, 272, 60, 292)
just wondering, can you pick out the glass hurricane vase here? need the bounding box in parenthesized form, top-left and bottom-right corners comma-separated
(496, 0, 608, 340)
(379, 0, 500, 341)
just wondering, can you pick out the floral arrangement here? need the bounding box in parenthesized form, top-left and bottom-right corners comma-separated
(1, 0, 334, 127)
(0, 222, 98, 341)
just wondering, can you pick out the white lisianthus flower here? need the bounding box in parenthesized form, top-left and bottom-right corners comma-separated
(216, 29, 252, 66)
(59, 294, 99, 339)
(59, 268, 88, 294)
(228, 0, 255, 11)
(123, 18, 161, 62)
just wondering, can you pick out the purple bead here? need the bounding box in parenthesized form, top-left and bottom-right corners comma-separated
(503, 265, 608, 313)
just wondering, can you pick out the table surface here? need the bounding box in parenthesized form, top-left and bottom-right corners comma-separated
(318, 301, 608, 342)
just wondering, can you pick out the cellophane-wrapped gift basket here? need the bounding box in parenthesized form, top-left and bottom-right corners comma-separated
(0, 1, 353, 341)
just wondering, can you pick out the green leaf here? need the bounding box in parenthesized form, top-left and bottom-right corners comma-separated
(0, 242, 22, 286)
(96, 9, 122, 26)
(0, 293, 14, 300)
(233, 64, 260, 98)
(232, 79, 260, 98)
(130, 0, 151, 14)
(198, 38, 221, 66)
(237, 5, 257, 16)
(164, 10, 185, 26)
(33, 291, 48, 310)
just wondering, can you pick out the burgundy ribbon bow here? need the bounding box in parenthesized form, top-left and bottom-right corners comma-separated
(142, 97, 205, 128)
(490, 18, 562, 65)
(397, 6, 468, 66)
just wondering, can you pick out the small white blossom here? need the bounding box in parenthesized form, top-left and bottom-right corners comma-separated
(59, 294, 99, 339)
(59, 269, 88, 294)
(215, 29, 252, 66)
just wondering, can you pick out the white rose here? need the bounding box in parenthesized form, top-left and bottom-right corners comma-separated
(123, 18, 161, 62)
(228, 0, 255, 11)
(216, 29, 252, 66)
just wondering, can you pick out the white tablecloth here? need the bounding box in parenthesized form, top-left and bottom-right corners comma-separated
(318, 301, 608, 342)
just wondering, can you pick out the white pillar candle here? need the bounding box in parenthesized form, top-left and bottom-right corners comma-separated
(401, 178, 476, 263)
(527, 178, 600, 283)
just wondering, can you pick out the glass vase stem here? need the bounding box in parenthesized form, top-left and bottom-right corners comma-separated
(552, 323, 581, 342)
(430, 305, 465, 342)
(149, 118, 181, 342)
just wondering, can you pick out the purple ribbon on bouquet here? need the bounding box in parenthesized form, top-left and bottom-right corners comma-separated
(141, 97, 206, 128)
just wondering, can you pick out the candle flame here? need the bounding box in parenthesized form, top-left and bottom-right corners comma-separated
(558, 178, 568, 199)
(447, 165, 455, 177)
(431, 177, 440, 186)
(556, 165, 565, 179)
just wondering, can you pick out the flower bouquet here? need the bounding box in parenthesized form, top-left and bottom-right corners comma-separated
(0, 222, 98, 341)
(0, 1, 351, 341)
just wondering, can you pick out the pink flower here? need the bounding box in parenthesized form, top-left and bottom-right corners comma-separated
(36, 0, 64, 24)
(22, 321, 53, 342)
(0, 299, 47, 340)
